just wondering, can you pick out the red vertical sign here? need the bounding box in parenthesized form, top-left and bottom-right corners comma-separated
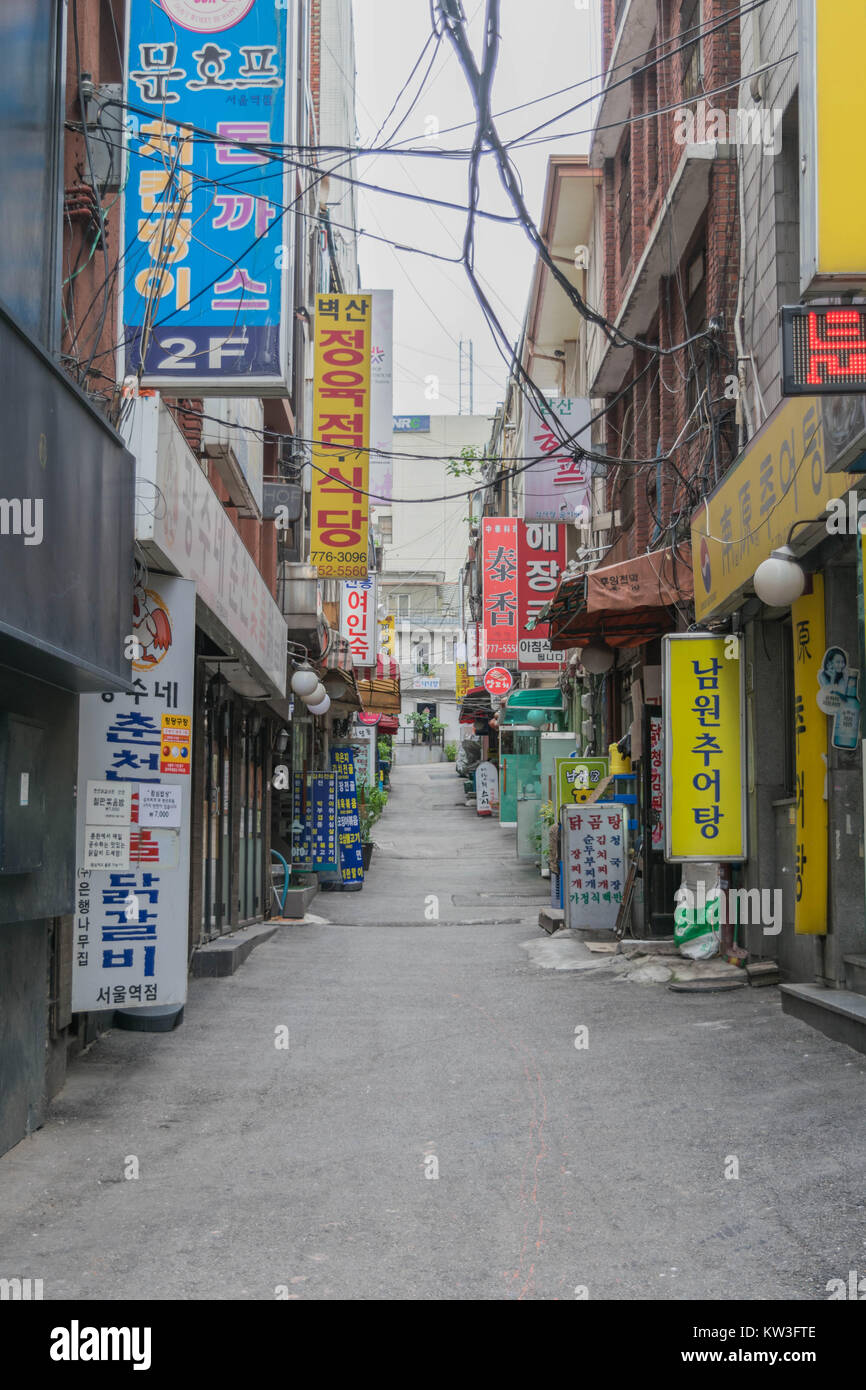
(482, 518, 518, 662)
(518, 521, 566, 668)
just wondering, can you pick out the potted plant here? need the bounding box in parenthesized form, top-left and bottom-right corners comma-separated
(377, 736, 392, 787)
(359, 784, 389, 868)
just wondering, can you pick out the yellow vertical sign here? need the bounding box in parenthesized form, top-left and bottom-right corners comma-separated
(310, 293, 372, 578)
(791, 578, 828, 935)
(380, 614, 395, 656)
(664, 635, 745, 860)
(455, 661, 470, 703)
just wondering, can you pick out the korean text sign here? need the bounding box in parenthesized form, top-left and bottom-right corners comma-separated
(330, 746, 365, 885)
(72, 576, 195, 1011)
(310, 293, 372, 577)
(122, 0, 292, 389)
(518, 521, 566, 667)
(791, 579, 828, 934)
(522, 397, 592, 523)
(309, 773, 338, 872)
(663, 634, 745, 861)
(341, 577, 376, 666)
(562, 804, 626, 931)
(482, 517, 518, 661)
(555, 757, 608, 814)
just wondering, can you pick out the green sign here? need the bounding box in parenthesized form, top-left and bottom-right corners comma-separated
(555, 757, 609, 813)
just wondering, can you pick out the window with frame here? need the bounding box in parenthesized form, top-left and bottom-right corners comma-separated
(377, 513, 393, 544)
(390, 592, 410, 618)
(618, 134, 632, 276)
(680, 0, 703, 103)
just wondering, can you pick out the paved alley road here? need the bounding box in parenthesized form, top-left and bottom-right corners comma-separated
(2, 761, 866, 1301)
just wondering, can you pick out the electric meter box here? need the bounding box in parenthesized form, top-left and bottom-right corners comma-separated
(0, 713, 46, 873)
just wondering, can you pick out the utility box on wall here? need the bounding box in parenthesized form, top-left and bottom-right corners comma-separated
(0, 714, 46, 873)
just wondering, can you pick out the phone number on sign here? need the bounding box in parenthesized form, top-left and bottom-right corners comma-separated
(310, 551, 368, 564)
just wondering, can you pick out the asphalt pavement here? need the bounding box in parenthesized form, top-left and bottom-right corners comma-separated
(2, 760, 865, 1300)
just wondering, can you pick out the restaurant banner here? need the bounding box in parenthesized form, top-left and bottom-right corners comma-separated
(328, 746, 365, 889)
(482, 517, 518, 661)
(310, 293, 372, 578)
(562, 803, 626, 931)
(309, 773, 338, 872)
(523, 397, 592, 523)
(663, 634, 746, 861)
(122, 0, 292, 391)
(518, 521, 567, 668)
(72, 576, 195, 1012)
(791, 579, 829, 933)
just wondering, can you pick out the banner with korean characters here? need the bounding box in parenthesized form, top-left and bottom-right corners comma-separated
(562, 803, 626, 930)
(791, 579, 829, 933)
(663, 634, 746, 861)
(518, 521, 567, 668)
(455, 662, 471, 704)
(482, 517, 518, 661)
(309, 773, 338, 872)
(522, 397, 593, 523)
(72, 576, 195, 1013)
(122, 0, 293, 391)
(555, 757, 609, 814)
(648, 713, 664, 852)
(329, 745, 365, 888)
(341, 576, 377, 666)
(310, 293, 372, 578)
(349, 723, 376, 789)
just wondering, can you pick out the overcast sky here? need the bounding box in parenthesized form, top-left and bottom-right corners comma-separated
(352, 0, 601, 420)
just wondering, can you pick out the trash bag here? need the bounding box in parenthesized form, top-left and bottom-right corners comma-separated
(673, 862, 721, 960)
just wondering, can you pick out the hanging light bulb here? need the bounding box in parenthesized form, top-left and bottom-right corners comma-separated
(302, 682, 326, 707)
(578, 641, 615, 674)
(291, 664, 319, 698)
(307, 694, 331, 715)
(753, 546, 806, 607)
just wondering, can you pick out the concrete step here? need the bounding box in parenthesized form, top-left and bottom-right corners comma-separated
(191, 922, 277, 979)
(842, 954, 866, 994)
(780, 983, 866, 1056)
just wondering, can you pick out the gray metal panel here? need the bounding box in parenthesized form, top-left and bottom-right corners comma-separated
(797, 0, 819, 296)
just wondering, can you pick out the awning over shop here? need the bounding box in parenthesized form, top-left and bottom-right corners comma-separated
(358, 677, 401, 715)
(459, 685, 493, 724)
(319, 633, 361, 710)
(547, 547, 693, 649)
(377, 714, 400, 735)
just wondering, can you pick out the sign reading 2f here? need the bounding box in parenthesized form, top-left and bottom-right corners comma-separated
(121, 0, 292, 393)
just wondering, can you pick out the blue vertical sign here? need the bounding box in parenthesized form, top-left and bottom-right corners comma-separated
(291, 772, 311, 871)
(122, 0, 292, 391)
(309, 773, 338, 872)
(330, 745, 365, 887)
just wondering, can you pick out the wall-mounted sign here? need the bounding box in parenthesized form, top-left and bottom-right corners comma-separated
(663, 634, 745, 861)
(562, 803, 626, 931)
(649, 714, 664, 852)
(357, 711, 381, 726)
(309, 773, 338, 872)
(413, 676, 440, 690)
(139, 783, 183, 829)
(393, 415, 430, 433)
(456, 662, 471, 703)
(73, 577, 195, 1012)
(782, 307, 866, 395)
(85, 782, 133, 826)
(159, 713, 191, 775)
(483, 666, 513, 697)
(310, 293, 372, 578)
(482, 518, 518, 661)
(555, 756, 608, 813)
(522, 396, 592, 523)
(122, 0, 292, 391)
(792, 582, 829, 933)
(518, 521, 567, 668)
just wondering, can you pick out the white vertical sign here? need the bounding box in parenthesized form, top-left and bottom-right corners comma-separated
(72, 576, 195, 1012)
(341, 577, 378, 667)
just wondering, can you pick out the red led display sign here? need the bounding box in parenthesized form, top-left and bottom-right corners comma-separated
(782, 305, 866, 395)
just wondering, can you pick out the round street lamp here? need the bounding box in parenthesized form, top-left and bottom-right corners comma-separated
(753, 546, 806, 607)
(307, 695, 331, 716)
(291, 665, 320, 699)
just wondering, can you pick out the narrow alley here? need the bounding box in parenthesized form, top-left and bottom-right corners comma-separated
(2, 764, 864, 1303)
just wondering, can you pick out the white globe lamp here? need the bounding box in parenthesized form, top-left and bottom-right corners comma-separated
(291, 665, 320, 699)
(308, 695, 331, 716)
(753, 547, 806, 607)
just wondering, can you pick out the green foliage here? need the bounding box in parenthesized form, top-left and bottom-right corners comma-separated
(377, 738, 392, 762)
(446, 444, 484, 479)
(444, 740, 458, 761)
(359, 784, 389, 843)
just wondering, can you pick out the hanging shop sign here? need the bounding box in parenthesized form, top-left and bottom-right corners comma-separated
(309, 773, 338, 872)
(369, 290, 394, 501)
(482, 517, 518, 661)
(357, 712, 381, 726)
(379, 613, 395, 657)
(455, 662, 471, 703)
(467, 622, 482, 677)
(562, 803, 626, 931)
(518, 521, 567, 668)
(555, 756, 609, 814)
(483, 666, 513, 697)
(663, 634, 746, 862)
(522, 396, 592, 523)
(341, 576, 377, 666)
(475, 761, 499, 816)
(798, 0, 866, 297)
(791, 581, 829, 934)
(122, 0, 292, 392)
(349, 724, 376, 789)
(329, 745, 364, 887)
(782, 307, 866, 395)
(72, 576, 195, 1012)
(649, 714, 664, 852)
(310, 293, 372, 578)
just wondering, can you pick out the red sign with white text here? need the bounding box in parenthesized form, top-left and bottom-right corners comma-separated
(518, 521, 567, 668)
(482, 517, 518, 661)
(483, 666, 514, 697)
